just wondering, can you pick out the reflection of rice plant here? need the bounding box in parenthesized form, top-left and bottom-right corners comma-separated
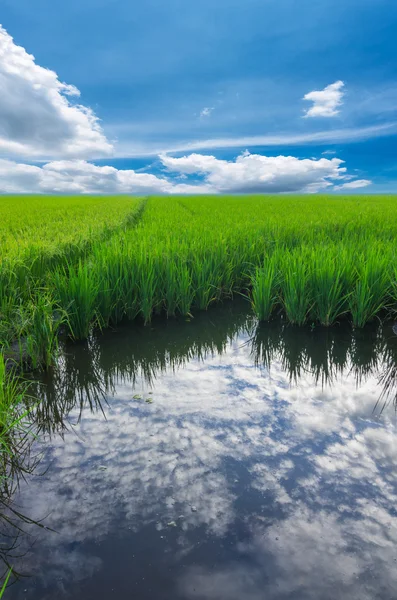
(0, 354, 33, 456)
(0, 353, 45, 596)
(251, 316, 396, 392)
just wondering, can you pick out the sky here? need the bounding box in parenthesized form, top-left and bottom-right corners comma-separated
(0, 0, 397, 194)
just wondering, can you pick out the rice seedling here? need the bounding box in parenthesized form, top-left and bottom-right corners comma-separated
(280, 249, 312, 326)
(176, 264, 195, 317)
(191, 251, 223, 310)
(0, 567, 12, 598)
(309, 246, 351, 326)
(348, 247, 392, 328)
(52, 260, 99, 340)
(250, 254, 280, 321)
(136, 252, 159, 324)
(163, 258, 182, 317)
(23, 294, 66, 370)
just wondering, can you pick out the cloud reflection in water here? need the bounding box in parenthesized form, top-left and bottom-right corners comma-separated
(6, 306, 397, 599)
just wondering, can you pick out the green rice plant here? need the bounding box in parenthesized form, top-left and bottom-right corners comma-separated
(250, 254, 280, 321)
(390, 265, 397, 319)
(52, 260, 99, 340)
(0, 567, 12, 598)
(310, 246, 350, 326)
(191, 250, 224, 310)
(3, 192, 397, 372)
(94, 246, 128, 327)
(0, 354, 34, 454)
(176, 264, 195, 317)
(136, 253, 158, 324)
(280, 249, 312, 326)
(23, 293, 66, 369)
(349, 248, 392, 327)
(163, 258, 182, 317)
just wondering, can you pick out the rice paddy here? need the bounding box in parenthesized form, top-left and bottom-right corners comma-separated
(1, 192, 397, 596)
(1, 194, 397, 374)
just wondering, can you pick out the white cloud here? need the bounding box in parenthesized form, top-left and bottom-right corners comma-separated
(14, 323, 397, 596)
(303, 81, 345, 118)
(0, 25, 372, 195)
(335, 179, 372, 190)
(0, 159, 211, 194)
(200, 107, 215, 118)
(115, 122, 396, 157)
(0, 153, 369, 195)
(160, 151, 350, 193)
(0, 25, 113, 159)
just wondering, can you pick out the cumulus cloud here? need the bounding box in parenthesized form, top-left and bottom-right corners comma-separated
(0, 153, 369, 195)
(0, 25, 113, 159)
(303, 81, 345, 118)
(160, 151, 350, 193)
(0, 159, 211, 194)
(0, 24, 370, 195)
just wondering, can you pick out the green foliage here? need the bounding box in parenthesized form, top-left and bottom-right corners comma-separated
(23, 293, 65, 369)
(1, 194, 397, 372)
(310, 246, 351, 326)
(52, 260, 99, 340)
(348, 247, 392, 328)
(0, 354, 33, 454)
(280, 249, 312, 326)
(0, 567, 12, 598)
(250, 254, 280, 321)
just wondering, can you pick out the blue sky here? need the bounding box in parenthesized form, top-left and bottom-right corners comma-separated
(0, 0, 397, 193)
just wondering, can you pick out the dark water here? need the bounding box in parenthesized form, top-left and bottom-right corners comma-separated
(3, 302, 397, 600)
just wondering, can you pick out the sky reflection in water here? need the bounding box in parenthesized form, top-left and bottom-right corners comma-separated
(5, 303, 397, 600)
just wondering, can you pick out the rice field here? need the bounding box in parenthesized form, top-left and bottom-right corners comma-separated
(1, 194, 397, 372)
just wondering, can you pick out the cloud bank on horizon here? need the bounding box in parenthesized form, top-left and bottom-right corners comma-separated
(1, 0, 396, 195)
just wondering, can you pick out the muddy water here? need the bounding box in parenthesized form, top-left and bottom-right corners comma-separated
(3, 302, 397, 600)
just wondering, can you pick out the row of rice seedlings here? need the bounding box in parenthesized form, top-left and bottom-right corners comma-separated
(52, 261, 99, 340)
(43, 232, 397, 344)
(348, 248, 392, 327)
(0, 198, 146, 339)
(46, 227, 261, 340)
(3, 195, 397, 368)
(250, 244, 395, 327)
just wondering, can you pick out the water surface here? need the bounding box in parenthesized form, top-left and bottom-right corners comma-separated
(3, 303, 397, 600)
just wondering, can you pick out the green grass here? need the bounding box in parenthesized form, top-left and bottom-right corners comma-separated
(0, 353, 36, 468)
(1, 194, 397, 373)
(250, 254, 279, 321)
(0, 568, 12, 598)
